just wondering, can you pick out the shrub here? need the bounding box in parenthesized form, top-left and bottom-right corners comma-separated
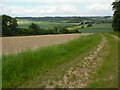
(81, 26, 84, 29)
(87, 23, 92, 27)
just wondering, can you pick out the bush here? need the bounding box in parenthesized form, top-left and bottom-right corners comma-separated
(81, 26, 84, 29)
(2, 14, 18, 36)
(75, 29, 80, 33)
(29, 23, 41, 35)
(59, 27, 69, 34)
(87, 23, 92, 27)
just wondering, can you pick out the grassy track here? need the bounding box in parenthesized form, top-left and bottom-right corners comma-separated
(3, 31, 118, 88)
(86, 33, 118, 88)
(19, 32, 118, 88)
(3, 33, 102, 88)
(107, 31, 120, 37)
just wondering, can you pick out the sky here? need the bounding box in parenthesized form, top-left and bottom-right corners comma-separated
(0, 0, 114, 17)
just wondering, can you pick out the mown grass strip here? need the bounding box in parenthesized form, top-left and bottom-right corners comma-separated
(2, 33, 102, 88)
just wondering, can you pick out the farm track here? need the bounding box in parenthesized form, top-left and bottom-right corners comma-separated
(45, 34, 108, 88)
(2, 33, 91, 54)
(105, 33, 120, 41)
(19, 33, 109, 88)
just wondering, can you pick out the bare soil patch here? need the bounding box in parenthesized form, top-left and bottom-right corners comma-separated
(2, 33, 91, 54)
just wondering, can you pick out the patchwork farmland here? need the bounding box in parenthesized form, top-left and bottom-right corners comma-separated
(2, 16, 119, 88)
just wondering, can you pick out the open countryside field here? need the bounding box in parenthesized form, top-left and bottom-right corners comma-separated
(67, 24, 88, 30)
(2, 32, 119, 88)
(17, 18, 113, 33)
(2, 17, 119, 88)
(2, 0, 120, 87)
(79, 24, 113, 33)
(2, 33, 91, 54)
(17, 19, 78, 29)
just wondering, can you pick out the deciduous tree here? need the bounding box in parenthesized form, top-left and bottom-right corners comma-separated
(2, 14, 18, 36)
(112, 1, 120, 31)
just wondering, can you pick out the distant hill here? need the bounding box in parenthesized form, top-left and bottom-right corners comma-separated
(16, 16, 112, 23)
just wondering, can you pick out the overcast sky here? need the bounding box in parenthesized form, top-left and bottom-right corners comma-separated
(0, 0, 114, 17)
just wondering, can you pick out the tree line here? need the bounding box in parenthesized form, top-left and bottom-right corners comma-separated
(2, 15, 81, 36)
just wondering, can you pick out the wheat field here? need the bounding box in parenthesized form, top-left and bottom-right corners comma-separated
(2, 33, 92, 54)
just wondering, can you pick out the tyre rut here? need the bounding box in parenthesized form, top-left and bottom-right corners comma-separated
(46, 34, 108, 88)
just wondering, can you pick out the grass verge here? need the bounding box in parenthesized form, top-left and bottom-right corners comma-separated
(3, 33, 102, 88)
(107, 31, 120, 37)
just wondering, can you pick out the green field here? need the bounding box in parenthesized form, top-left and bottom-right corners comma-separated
(67, 24, 88, 30)
(18, 18, 113, 33)
(2, 18, 118, 88)
(2, 32, 118, 88)
(3, 34, 102, 88)
(78, 24, 113, 33)
(17, 19, 78, 29)
(66, 23, 113, 33)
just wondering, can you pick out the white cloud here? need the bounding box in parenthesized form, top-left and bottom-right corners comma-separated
(0, 0, 113, 17)
(1, 0, 114, 3)
(0, 3, 78, 17)
(86, 3, 113, 16)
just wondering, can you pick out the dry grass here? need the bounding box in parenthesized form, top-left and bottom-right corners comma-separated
(2, 33, 92, 54)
